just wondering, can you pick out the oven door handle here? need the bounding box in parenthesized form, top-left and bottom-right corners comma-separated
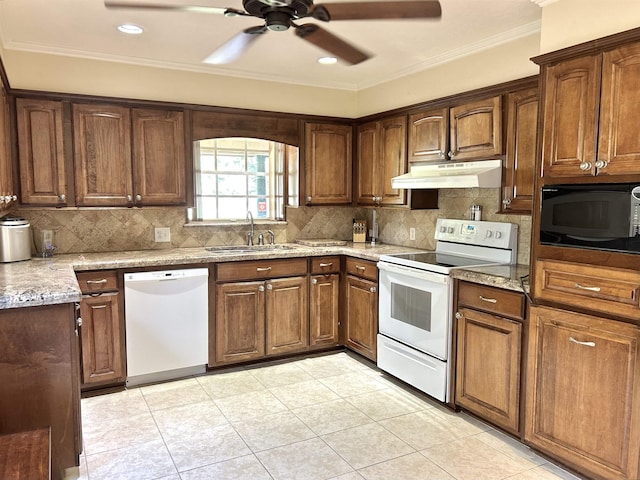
(377, 261, 449, 284)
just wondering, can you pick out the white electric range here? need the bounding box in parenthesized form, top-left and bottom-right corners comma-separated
(376, 218, 518, 402)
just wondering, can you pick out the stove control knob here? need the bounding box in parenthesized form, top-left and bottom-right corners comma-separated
(447, 227, 454, 234)
(495, 231, 502, 239)
(440, 226, 446, 233)
(486, 230, 493, 238)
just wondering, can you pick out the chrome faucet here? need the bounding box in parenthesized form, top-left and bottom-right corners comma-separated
(267, 230, 275, 245)
(246, 211, 254, 246)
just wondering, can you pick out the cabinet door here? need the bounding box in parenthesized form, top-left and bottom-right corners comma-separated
(356, 121, 379, 205)
(502, 87, 537, 214)
(16, 99, 68, 206)
(345, 275, 378, 361)
(304, 122, 352, 205)
(310, 273, 340, 348)
(408, 108, 448, 163)
(73, 103, 133, 206)
(379, 115, 407, 206)
(540, 55, 600, 178)
(0, 83, 14, 212)
(598, 43, 640, 176)
(449, 96, 502, 161)
(132, 108, 186, 205)
(525, 305, 640, 480)
(79, 293, 125, 388)
(266, 276, 309, 355)
(215, 281, 265, 364)
(455, 307, 522, 434)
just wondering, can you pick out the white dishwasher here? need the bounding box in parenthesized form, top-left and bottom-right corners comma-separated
(124, 268, 209, 387)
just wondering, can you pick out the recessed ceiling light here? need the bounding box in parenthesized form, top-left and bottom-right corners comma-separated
(117, 23, 144, 35)
(318, 56, 337, 65)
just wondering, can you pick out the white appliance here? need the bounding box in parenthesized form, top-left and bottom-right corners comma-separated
(390, 159, 503, 189)
(377, 218, 518, 402)
(124, 268, 209, 387)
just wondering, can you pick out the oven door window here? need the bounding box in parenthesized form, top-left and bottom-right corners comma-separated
(390, 283, 432, 332)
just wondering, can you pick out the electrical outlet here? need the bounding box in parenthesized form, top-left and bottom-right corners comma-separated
(154, 227, 171, 243)
(409, 227, 416, 241)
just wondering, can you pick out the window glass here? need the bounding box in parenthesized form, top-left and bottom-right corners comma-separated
(194, 138, 298, 221)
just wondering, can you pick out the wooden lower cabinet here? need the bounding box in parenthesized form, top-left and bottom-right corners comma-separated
(525, 305, 640, 480)
(266, 276, 309, 355)
(309, 273, 340, 348)
(79, 293, 126, 389)
(215, 280, 266, 364)
(0, 303, 81, 480)
(455, 307, 522, 435)
(344, 274, 378, 361)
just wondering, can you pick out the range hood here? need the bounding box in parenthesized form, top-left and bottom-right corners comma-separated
(391, 159, 502, 189)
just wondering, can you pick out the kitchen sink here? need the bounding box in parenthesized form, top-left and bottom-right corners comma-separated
(205, 244, 298, 254)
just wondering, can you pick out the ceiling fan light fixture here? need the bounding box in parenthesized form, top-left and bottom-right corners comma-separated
(117, 23, 144, 35)
(318, 56, 337, 65)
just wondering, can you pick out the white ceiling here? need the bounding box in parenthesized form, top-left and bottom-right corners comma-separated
(0, 0, 542, 91)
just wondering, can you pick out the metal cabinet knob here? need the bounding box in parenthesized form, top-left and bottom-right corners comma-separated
(370, 286, 376, 293)
(306, 196, 312, 204)
(266, 283, 273, 290)
(595, 160, 608, 169)
(312, 278, 318, 285)
(579, 162, 592, 171)
(455, 312, 463, 319)
(135, 194, 142, 202)
(126, 195, 133, 202)
(59, 194, 66, 201)
(258, 285, 265, 292)
(76, 317, 83, 327)
(439, 151, 446, 160)
(502, 198, 511, 206)
(448, 151, 455, 159)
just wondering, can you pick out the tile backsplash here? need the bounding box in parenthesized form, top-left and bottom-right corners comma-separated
(16, 187, 531, 265)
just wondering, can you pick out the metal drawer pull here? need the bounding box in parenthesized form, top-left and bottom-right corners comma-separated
(574, 283, 601, 292)
(256, 267, 272, 272)
(569, 337, 596, 347)
(479, 295, 497, 303)
(86, 279, 108, 285)
(319, 262, 333, 267)
(355, 265, 366, 271)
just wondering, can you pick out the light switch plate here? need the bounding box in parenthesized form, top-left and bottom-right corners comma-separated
(154, 227, 171, 243)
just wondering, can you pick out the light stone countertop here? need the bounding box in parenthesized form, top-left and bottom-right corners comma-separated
(450, 264, 531, 293)
(0, 242, 423, 310)
(0, 242, 532, 310)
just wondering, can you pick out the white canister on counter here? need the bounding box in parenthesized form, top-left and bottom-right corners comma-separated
(470, 205, 482, 221)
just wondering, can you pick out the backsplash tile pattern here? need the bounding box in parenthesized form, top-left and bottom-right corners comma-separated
(16, 188, 531, 265)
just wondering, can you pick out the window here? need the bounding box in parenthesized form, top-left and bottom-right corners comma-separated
(194, 138, 298, 221)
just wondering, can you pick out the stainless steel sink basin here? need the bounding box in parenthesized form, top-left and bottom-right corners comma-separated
(205, 244, 298, 255)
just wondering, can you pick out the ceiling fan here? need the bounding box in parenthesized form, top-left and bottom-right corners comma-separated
(104, 0, 442, 65)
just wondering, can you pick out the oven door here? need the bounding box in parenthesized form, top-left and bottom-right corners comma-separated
(377, 261, 452, 361)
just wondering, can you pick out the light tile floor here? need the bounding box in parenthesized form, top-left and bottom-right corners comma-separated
(76, 352, 584, 480)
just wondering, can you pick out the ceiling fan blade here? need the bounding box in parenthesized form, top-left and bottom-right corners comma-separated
(295, 24, 369, 65)
(202, 26, 268, 64)
(104, 1, 228, 15)
(312, 0, 441, 21)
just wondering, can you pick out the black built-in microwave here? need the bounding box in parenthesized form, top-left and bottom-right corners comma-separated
(540, 183, 640, 254)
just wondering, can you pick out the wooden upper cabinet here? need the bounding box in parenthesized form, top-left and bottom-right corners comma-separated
(408, 107, 448, 163)
(502, 87, 538, 214)
(304, 122, 352, 205)
(356, 115, 407, 206)
(597, 43, 640, 176)
(132, 108, 186, 205)
(73, 103, 186, 206)
(449, 96, 503, 161)
(0, 83, 15, 213)
(540, 55, 600, 179)
(73, 103, 133, 206)
(16, 99, 68, 206)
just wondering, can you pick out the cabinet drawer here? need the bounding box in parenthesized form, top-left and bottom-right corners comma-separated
(310, 256, 340, 274)
(534, 259, 640, 320)
(217, 258, 308, 282)
(345, 257, 377, 281)
(458, 282, 524, 320)
(76, 270, 119, 294)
